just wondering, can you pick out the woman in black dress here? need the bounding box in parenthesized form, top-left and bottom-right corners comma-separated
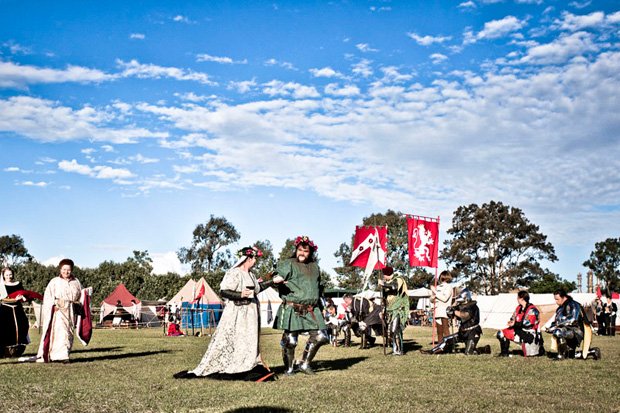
(0, 267, 33, 357)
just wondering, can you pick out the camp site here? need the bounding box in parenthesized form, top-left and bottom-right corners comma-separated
(2, 0, 620, 412)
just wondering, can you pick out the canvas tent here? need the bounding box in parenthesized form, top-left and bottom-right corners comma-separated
(167, 277, 222, 329)
(99, 283, 141, 324)
(475, 292, 598, 330)
(257, 287, 282, 328)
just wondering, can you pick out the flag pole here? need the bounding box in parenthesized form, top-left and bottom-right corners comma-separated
(431, 215, 440, 346)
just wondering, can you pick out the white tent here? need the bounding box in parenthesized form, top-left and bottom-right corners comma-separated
(257, 287, 282, 328)
(476, 292, 598, 330)
(408, 287, 432, 298)
(167, 277, 222, 306)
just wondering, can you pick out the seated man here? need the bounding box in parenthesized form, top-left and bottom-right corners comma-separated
(545, 289, 600, 360)
(422, 288, 490, 355)
(324, 304, 347, 346)
(342, 294, 383, 349)
(497, 290, 544, 357)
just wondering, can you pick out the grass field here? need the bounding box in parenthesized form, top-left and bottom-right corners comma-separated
(1, 326, 619, 413)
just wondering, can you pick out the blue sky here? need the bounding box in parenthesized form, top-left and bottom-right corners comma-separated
(1, 0, 619, 285)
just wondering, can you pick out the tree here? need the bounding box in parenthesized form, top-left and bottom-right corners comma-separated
(409, 267, 435, 289)
(583, 237, 620, 293)
(177, 215, 240, 273)
(252, 239, 277, 278)
(277, 239, 296, 262)
(442, 201, 557, 295)
(528, 270, 576, 294)
(128, 250, 153, 273)
(0, 234, 32, 266)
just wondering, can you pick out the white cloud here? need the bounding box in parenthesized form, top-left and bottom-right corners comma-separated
(228, 79, 257, 93)
(58, 159, 95, 176)
(430, 53, 448, 64)
(569, 1, 593, 9)
(4, 166, 20, 172)
(101, 145, 114, 152)
(131, 50, 620, 241)
(264, 58, 296, 70)
(369, 6, 391, 12)
(0, 96, 168, 143)
(0, 61, 114, 88)
(2, 41, 32, 55)
(555, 11, 605, 32)
(132, 154, 159, 164)
(262, 80, 320, 99)
(309, 67, 342, 78)
(58, 159, 135, 180)
(465, 16, 527, 44)
(608, 11, 620, 24)
(41, 256, 66, 266)
(116, 59, 216, 85)
(173, 15, 190, 23)
(151, 251, 189, 275)
(18, 180, 48, 187)
(516, 31, 599, 65)
(458, 1, 476, 9)
(407, 32, 452, 46)
(324, 83, 360, 97)
(129, 33, 145, 40)
(380, 66, 414, 83)
(196, 53, 247, 64)
(352, 59, 373, 78)
(356, 43, 379, 53)
(174, 92, 213, 102)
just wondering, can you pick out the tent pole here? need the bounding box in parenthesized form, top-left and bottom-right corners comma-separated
(200, 294, 204, 336)
(432, 267, 438, 345)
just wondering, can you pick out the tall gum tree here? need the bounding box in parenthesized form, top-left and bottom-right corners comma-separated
(583, 237, 620, 293)
(177, 215, 240, 274)
(442, 201, 557, 294)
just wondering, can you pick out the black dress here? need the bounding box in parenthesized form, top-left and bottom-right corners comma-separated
(0, 282, 30, 357)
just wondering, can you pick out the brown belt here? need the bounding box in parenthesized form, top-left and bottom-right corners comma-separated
(287, 302, 316, 320)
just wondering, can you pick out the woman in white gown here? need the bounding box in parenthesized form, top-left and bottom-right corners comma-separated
(182, 246, 283, 378)
(36, 259, 83, 363)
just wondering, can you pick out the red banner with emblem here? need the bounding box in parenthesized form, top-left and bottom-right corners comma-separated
(349, 226, 388, 269)
(407, 217, 439, 268)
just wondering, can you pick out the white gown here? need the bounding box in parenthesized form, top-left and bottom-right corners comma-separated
(36, 276, 82, 362)
(191, 267, 261, 376)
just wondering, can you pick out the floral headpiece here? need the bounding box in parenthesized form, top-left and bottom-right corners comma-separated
(294, 235, 318, 251)
(236, 246, 263, 260)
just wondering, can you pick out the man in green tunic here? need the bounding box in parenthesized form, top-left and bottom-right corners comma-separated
(378, 266, 409, 355)
(274, 235, 328, 375)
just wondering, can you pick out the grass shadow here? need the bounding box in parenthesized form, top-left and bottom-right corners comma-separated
(313, 356, 368, 373)
(225, 408, 293, 413)
(71, 350, 174, 363)
(71, 346, 125, 354)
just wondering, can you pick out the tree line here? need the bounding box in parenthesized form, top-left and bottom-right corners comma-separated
(2, 201, 618, 302)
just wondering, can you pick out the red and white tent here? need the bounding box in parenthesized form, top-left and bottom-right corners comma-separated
(99, 283, 141, 323)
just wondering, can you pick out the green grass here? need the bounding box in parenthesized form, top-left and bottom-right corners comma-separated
(1, 326, 619, 413)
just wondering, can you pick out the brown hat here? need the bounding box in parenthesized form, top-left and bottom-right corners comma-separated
(58, 258, 75, 270)
(382, 266, 394, 276)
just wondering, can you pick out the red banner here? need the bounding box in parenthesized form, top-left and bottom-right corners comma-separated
(349, 226, 388, 269)
(407, 217, 439, 268)
(191, 283, 206, 304)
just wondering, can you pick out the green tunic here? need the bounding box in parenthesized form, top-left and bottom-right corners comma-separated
(384, 275, 409, 330)
(273, 258, 327, 332)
